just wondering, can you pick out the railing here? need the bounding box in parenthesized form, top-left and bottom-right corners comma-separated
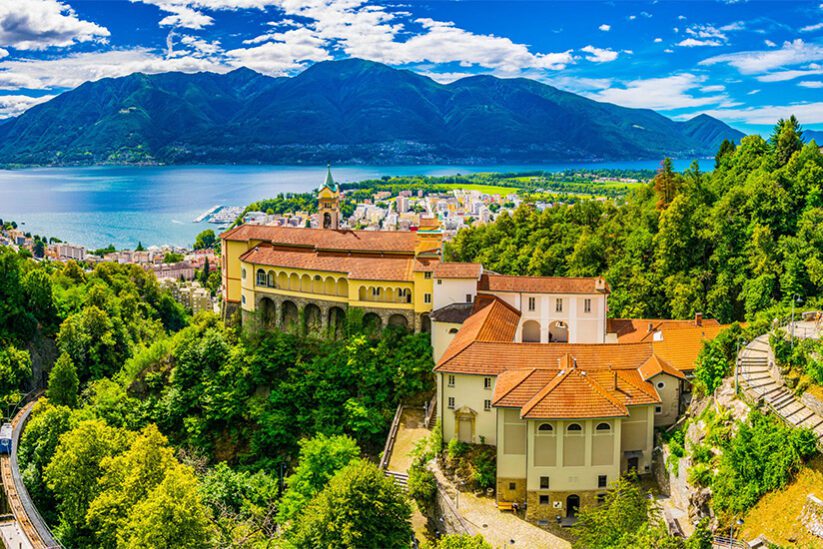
(424, 394, 437, 430)
(712, 536, 748, 549)
(379, 404, 404, 470)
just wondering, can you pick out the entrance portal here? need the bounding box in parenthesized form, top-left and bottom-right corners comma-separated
(566, 494, 580, 518)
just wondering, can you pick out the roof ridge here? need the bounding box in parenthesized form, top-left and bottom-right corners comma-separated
(493, 368, 537, 405)
(583, 371, 629, 413)
(614, 368, 661, 402)
(520, 369, 572, 417)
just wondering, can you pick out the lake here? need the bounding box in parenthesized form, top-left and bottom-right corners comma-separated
(0, 159, 713, 249)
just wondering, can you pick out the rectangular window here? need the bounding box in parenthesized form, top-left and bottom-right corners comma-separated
(598, 475, 607, 488)
(466, 294, 473, 303)
(528, 297, 536, 311)
(437, 279, 442, 285)
(597, 494, 606, 504)
(424, 293, 432, 304)
(372, 287, 381, 297)
(484, 399, 491, 411)
(655, 405, 662, 414)
(424, 272, 432, 279)
(540, 476, 549, 489)
(447, 397, 455, 409)
(484, 377, 492, 390)
(584, 298, 592, 313)
(448, 375, 455, 387)
(508, 482, 516, 491)
(555, 298, 563, 313)
(539, 495, 549, 505)
(257, 271, 266, 285)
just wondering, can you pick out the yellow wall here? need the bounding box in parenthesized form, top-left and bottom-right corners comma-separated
(413, 271, 434, 313)
(620, 405, 655, 474)
(440, 373, 497, 445)
(223, 239, 252, 303)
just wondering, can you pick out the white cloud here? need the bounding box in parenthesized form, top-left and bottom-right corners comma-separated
(177, 35, 221, 56)
(701, 84, 725, 92)
(664, 48, 674, 53)
(0, 93, 57, 118)
(698, 102, 823, 125)
(801, 22, 823, 32)
(0, 47, 7, 59)
(580, 45, 618, 63)
(417, 71, 474, 84)
(640, 11, 652, 18)
(677, 38, 722, 47)
(748, 89, 760, 95)
(225, 27, 330, 74)
(719, 21, 745, 32)
(547, 76, 612, 92)
(654, 37, 663, 43)
(628, 15, 637, 21)
(701, 39, 823, 74)
(686, 24, 727, 40)
(757, 67, 823, 82)
(764, 39, 776, 47)
(0, 0, 109, 50)
(0, 48, 226, 91)
(598, 24, 611, 32)
(678, 15, 687, 21)
(799, 81, 823, 88)
(584, 73, 729, 111)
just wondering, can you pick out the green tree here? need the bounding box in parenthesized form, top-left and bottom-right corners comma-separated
(22, 268, 57, 332)
(44, 420, 133, 545)
(686, 518, 712, 549)
(194, 229, 217, 250)
(572, 475, 675, 549)
(135, 241, 145, 252)
(289, 460, 413, 549)
(653, 158, 681, 210)
(47, 353, 79, 408)
(278, 433, 360, 524)
(201, 257, 210, 287)
(771, 115, 803, 167)
(163, 251, 184, 263)
(715, 139, 736, 169)
(0, 345, 32, 405)
(118, 464, 214, 548)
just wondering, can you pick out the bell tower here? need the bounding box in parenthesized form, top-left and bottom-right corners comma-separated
(318, 163, 340, 230)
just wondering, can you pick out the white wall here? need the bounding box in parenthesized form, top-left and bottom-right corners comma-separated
(440, 373, 498, 445)
(496, 292, 606, 344)
(433, 277, 478, 310)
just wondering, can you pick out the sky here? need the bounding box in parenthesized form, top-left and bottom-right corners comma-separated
(0, 0, 822, 135)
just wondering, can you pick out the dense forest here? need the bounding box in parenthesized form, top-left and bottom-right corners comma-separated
(447, 118, 823, 323)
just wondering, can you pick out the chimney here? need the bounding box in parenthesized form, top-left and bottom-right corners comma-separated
(613, 371, 618, 390)
(695, 312, 703, 326)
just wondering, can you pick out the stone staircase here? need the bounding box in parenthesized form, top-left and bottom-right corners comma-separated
(385, 470, 408, 490)
(738, 334, 823, 444)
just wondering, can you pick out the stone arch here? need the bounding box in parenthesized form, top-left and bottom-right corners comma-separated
(277, 272, 288, 289)
(312, 275, 324, 294)
(256, 268, 266, 286)
(324, 276, 336, 295)
(323, 212, 332, 229)
(387, 287, 395, 303)
(549, 321, 569, 343)
(358, 286, 367, 301)
(328, 306, 346, 339)
(420, 313, 431, 334)
(281, 300, 299, 331)
(301, 274, 312, 292)
(388, 314, 409, 330)
(304, 303, 322, 335)
(289, 273, 300, 291)
(362, 312, 382, 335)
(267, 270, 275, 288)
(259, 297, 276, 329)
(522, 320, 541, 342)
(337, 278, 348, 297)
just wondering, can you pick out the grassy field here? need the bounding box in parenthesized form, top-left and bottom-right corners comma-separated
(440, 183, 521, 195)
(738, 454, 823, 546)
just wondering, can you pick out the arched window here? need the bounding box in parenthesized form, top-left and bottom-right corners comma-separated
(267, 271, 274, 287)
(567, 423, 583, 432)
(241, 268, 246, 279)
(241, 295, 246, 304)
(596, 422, 611, 431)
(537, 423, 554, 433)
(256, 269, 266, 285)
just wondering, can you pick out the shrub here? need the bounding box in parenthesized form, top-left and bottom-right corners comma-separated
(471, 452, 496, 491)
(447, 439, 469, 461)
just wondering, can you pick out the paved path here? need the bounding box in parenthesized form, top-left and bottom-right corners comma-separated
(387, 408, 429, 474)
(738, 327, 823, 444)
(0, 519, 34, 549)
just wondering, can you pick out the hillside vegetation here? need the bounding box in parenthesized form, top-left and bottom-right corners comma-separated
(0, 59, 743, 166)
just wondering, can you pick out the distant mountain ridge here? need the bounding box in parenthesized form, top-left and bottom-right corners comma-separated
(0, 58, 746, 166)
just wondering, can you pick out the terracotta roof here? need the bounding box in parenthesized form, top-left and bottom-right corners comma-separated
(413, 258, 439, 272)
(478, 273, 609, 294)
(240, 245, 415, 282)
(435, 297, 521, 368)
(431, 303, 475, 324)
(433, 263, 483, 279)
(608, 318, 721, 343)
(638, 354, 687, 381)
(652, 325, 729, 372)
(492, 364, 661, 419)
(221, 225, 417, 254)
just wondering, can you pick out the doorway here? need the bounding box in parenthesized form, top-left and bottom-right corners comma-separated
(458, 418, 472, 443)
(627, 456, 639, 473)
(566, 494, 580, 518)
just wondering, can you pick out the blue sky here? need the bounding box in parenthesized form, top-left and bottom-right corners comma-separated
(0, 0, 822, 135)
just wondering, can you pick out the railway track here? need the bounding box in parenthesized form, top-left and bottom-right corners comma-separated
(1, 398, 61, 549)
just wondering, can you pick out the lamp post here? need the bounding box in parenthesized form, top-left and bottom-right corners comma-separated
(729, 518, 743, 548)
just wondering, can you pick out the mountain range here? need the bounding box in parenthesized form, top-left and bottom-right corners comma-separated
(0, 58, 746, 166)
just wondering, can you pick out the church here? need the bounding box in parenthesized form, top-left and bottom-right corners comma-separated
(220, 167, 443, 334)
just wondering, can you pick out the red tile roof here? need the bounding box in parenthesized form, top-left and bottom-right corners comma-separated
(651, 325, 729, 372)
(478, 273, 609, 294)
(221, 225, 417, 254)
(433, 263, 483, 279)
(608, 318, 721, 343)
(240, 245, 418, 282)
(638, 354, 686, 381)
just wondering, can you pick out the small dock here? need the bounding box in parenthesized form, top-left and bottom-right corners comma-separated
(194, 205, 222, 223)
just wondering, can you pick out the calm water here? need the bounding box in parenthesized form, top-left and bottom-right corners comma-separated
(0, 159, 712, 249)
